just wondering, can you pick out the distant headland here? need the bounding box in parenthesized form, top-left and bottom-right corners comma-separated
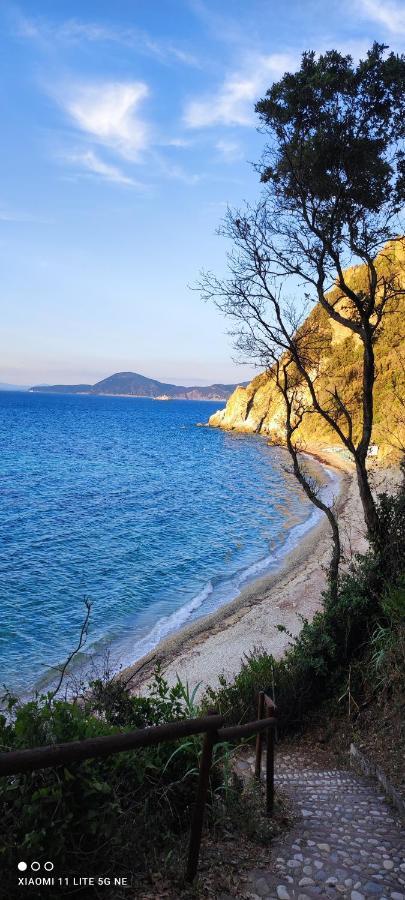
(28, 371, 247, 401)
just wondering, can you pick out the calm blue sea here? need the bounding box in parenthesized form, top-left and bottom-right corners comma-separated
(0, 391, 327, 693)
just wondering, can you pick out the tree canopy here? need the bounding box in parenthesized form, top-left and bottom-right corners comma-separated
(256, 43, 405, 244)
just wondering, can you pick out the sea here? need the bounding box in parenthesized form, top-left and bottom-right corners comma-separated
(0, 391, 334, 694)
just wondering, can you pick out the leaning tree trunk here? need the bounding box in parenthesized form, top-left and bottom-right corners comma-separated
(355, 328, 379, 539)
(285, 421, 341, 603)
(355, 456, 379, 539)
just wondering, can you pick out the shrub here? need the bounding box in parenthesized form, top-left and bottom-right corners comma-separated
(0, 670, 211, 897)
(370, 578, 405, 691)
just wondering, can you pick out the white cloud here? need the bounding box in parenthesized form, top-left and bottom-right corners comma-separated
(65, 150, 142, 187)
(184, 53, 296, 128)
(61, 81, 150, 161)
(357, 0, 405, 33)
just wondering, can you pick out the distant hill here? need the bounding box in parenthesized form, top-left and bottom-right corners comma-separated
(30, 371, 246, 401)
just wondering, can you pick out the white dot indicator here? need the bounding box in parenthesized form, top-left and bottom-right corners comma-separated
(31, 862, 40, 872)
(44, 862, 54, 872)
(17, 862, 27, 871)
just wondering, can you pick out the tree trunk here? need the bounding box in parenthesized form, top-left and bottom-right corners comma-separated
(355, 457, 379, 539)
(358, 325, 375, 462)
(284, 417, 341, 602)
(324, 507, 341, 604)
(352, 325, 380, 538)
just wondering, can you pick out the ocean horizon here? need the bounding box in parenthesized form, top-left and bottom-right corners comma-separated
(0, 391, 329, 694)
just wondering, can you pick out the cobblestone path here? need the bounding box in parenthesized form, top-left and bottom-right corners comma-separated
(237, 748, 404, 900)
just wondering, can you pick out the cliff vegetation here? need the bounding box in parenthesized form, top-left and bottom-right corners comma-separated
(210, 241, 405, 460)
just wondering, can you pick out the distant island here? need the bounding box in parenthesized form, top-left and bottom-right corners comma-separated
(29, 371, 247, 401)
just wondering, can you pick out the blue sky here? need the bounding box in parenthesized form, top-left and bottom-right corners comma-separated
(1, 0, 404, 386)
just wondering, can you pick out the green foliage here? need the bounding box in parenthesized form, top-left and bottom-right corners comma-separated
(257, 44, 405, 221)
(370, 579, 405, 689)
(213, 772, 286, 846)
(0, 669, 215, 897)
(205, 483, 405, 733)
(372, 485, 405, 577)
(89, 665, 188, 728)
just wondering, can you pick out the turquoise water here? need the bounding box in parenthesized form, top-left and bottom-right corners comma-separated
(0, 392, 326, 693)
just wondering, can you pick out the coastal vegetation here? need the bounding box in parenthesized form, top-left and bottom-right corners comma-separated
(0, 663, 284, 897)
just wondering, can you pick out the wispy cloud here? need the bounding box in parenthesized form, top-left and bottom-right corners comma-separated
(0, 206, 53, 224)
(58, 80, 151, 161)
(14, 13, 201, 67)
(187, 0, 257, 49)
(63, 150, 143, 187)
(53, 82, 202, 187)
(356, 0, 405, 34)
(153, 154, 203, 185)
(216, 139, 243, 162)
(184, 53, 295, 128)
(163, 137, 193, 148)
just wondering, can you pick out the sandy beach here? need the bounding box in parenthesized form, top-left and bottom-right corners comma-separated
(122, 449, 400, 697)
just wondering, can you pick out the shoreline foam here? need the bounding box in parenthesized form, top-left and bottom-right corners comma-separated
(114, 453, 338, 672)
(121, 447, 355, 694)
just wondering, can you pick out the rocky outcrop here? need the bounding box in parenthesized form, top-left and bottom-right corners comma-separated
(209, 241, 405, 458)
(209, 373, 286, 438)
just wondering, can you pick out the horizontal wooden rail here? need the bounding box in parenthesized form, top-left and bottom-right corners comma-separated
(0, 697, 277, 883)
(0, 714, 223, 776)
(218, 716, 275, 741)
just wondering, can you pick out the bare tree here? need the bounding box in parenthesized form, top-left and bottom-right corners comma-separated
(198, 225, 343, 592)
(46, 598, 92, 702)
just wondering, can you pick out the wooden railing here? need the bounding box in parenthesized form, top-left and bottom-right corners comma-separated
(254, 690, 277, 814)
(0, 696, 276, 883)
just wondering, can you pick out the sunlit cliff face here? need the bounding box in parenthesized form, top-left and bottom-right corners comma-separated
(209, 241, 405, 460)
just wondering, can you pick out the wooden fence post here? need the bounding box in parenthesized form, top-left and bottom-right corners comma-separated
(266, 722, 274, 816)
(185, 725, 216, 882)
(254, 691, 265, 779)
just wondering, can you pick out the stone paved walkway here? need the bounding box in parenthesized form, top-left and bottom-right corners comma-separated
(237, 748, 404, 900)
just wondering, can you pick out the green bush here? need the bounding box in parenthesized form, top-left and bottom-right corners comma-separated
(0, 670, 213, 897)
(370, 578, 405, 690)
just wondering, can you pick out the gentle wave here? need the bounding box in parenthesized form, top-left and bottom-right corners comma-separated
(115, 461, 340, 671)
(116, 580, 214, 667)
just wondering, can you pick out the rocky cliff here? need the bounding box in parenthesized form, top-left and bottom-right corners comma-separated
(209, 241, 405, 458)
